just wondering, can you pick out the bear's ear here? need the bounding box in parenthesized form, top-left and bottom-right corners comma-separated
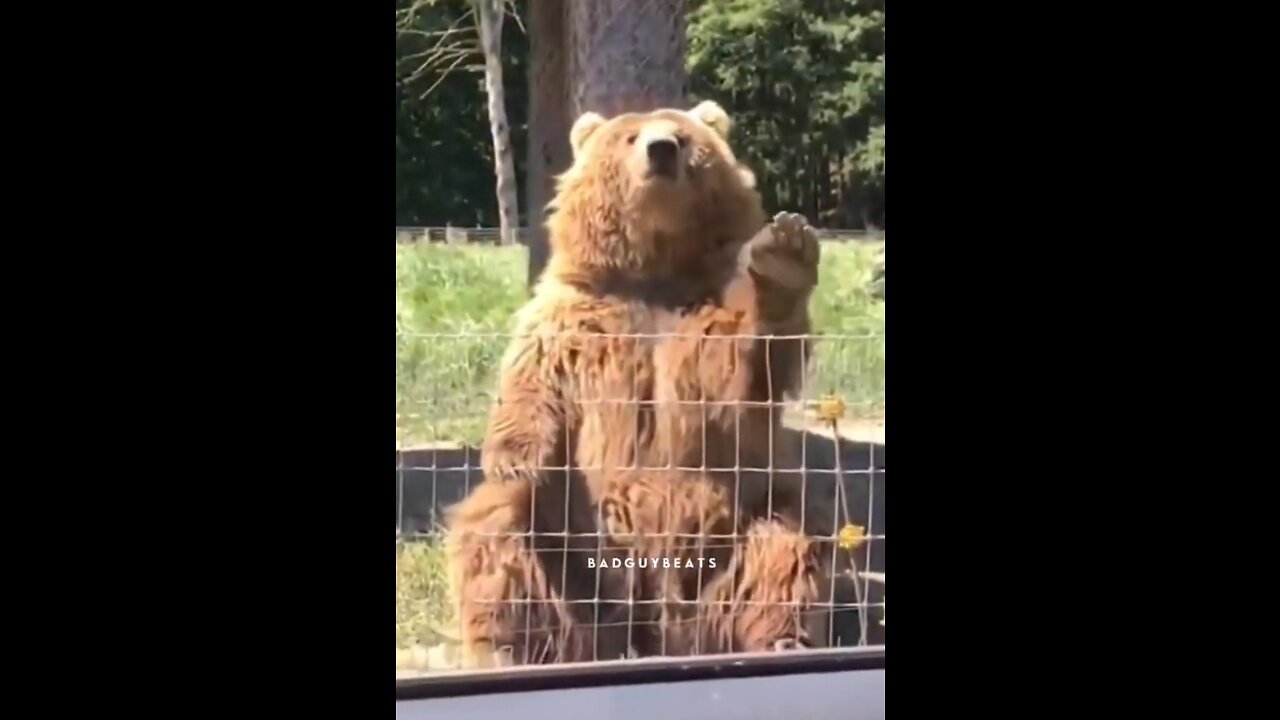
(570, 111, 607, 156)
(689, 100, 732, 140)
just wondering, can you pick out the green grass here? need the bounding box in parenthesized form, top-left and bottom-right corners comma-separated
(396, 540, 455, 648)
(396, 244, 528, 446)
(808, 240, 886, 419)
(395, 240, 886, 447)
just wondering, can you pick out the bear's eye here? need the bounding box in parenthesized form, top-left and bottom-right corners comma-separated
(626, 133, 638, 145)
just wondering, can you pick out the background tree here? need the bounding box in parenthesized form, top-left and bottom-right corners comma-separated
(523, 0, 569, 285)
(687, 0, 885, 229)
(524, 0, 690, 285)
(395, 0, 528, 228)
(395, 0, 886, 243)
(475, 0, 520, 245)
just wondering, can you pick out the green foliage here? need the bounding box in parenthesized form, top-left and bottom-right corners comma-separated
(686, 0, 885, 228)
(395, 0, 886, 231)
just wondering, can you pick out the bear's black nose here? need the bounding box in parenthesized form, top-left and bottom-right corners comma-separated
(646, 137, 679, 176)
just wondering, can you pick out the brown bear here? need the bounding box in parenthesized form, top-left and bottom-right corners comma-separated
(443, 100, 831, 668)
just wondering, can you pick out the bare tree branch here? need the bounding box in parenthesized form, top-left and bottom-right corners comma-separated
(396, 1, 473, 31)
(398, 5, 473, 33)
(398, 27, 477, 40)
(401, 44, 477, 68)
(414, 50, 475, 96)
(396, 3, 481, 97)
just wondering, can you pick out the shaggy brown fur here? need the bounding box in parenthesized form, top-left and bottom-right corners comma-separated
(444, 101, 828, 667)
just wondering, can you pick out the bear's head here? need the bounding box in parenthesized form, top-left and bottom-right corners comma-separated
(544, 100, 765, 282)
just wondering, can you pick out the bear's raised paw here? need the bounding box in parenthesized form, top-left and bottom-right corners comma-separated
(745, 211, 820, 292)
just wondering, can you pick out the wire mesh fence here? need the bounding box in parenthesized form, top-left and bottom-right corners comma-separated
(396, 327, 885, 673)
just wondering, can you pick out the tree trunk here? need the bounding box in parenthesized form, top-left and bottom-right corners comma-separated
(475, 0, 519, 246)
(524, 0, 569, 286)
(567, 0, 688, 117)
(525, 0, 688, 286)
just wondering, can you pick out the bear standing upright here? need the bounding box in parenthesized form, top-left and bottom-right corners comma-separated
(443, 100, 830, 667)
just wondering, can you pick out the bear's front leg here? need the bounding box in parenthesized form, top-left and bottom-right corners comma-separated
(666, 211, 820, 406)
(480, 333, 572, 488)
(653, 213, 821, 487)
(723, 210, 821, 408)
